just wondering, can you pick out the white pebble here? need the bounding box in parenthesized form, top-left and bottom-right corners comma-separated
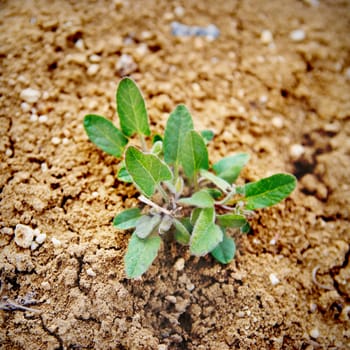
(5, 149, 13, 157)
(290, 144, 305, 158)
(35, 233, 47, 244)
(269, 273, 280, 286)
(51, 237, 62, 248)
(62, 137, 69, 145)
(31, 241, 39, 250)
(174, 6, 185, 17)
(345, 67, 350, 80)
(141, 31, 152, 40)
(51, 137, 61, 145)
(1, 227, 13, 235)
(89, 54, 101, 63)
(41, 162, 48, 172)
(14, 224, 34, 248)
(259, 95, 268, 103)
(87, 64, 99, 76)
(309, 303, 317, 313)
(75, 39, 85, 50)
(21, 102, 31, 112)
(41, 281, 51, 290)
(38, 115, 48, 123)
(303, 0, 319, 7)
(261, 30, 273, 44)
(165, 295, 177, 304)
(42, 91, 50, 100)
(310, 328, 320, 339)
(20, 88, 41, 103)
(174, 258, 185, 271)
(290, 29, 306, 42)
(30, 114, 38, 122)
(269, 238, 277, 245)
(92, 191, 99, 198)
(272, 116, 284, 128)
(86, 268, 96, 277)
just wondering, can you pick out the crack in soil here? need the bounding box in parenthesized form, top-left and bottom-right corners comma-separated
(40, 315, 64, 350)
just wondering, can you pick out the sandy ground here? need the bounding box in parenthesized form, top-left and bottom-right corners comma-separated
(1, 0, 350, 349)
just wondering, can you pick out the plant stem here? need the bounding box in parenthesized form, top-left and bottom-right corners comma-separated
(193, 172, 199, 192)
(139, 134, 147, 152)
(157, 184, 170, 203)
(139, 195, 172, 215)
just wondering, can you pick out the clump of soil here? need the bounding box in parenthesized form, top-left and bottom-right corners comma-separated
(1, 0, 349, 349)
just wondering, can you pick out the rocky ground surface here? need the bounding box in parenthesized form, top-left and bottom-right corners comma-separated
(1, 0, 350, 349)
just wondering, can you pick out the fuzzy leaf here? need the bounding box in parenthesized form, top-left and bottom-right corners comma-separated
(117, 163, 133, 183)
(116, 77, 150, 137)
(125, 146, 172, 197)
(216, 214, 247, 228)
(190, 208, 202, 226)
(134, 215, 161, 239)
(173, 219, 191, 245)
(164, 104, 194, 165)
(178, 190, 214, 208)
(124, 233, 161, 278)
(84, 114, 128, 157)
(190, 208, 223, 256)
(243, 173, 297, 210)
(159, 215, 173, 234)
(181, 131, 209, 179)
(201, 130, 214, 144)
(213, 153, 250, 183)
(211, 232, 236, 264)
(113, 208, 142, 230)
(200, 169, 232, 193)
(240, 221, 251, 234)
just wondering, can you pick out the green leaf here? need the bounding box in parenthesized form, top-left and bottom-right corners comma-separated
(190, 208, 223, 256)
(190, 208, 202, 226)
(124, 233, 161, 278)
(216, 214, 247, 228)
(181, 131, 209, 179)
(134, 214, 161, 239)
(164, 104, 194, 165)
(159, 215, 173, 234)
(201, 130, 214, 144)
(116, 77, 150, 137)
(113, 208, 142, 229)
(150, 140, 163, 156)
(206, 188, 222, 199)
(84, 114, 128, 157)
(125, 146, 172, 197)
(240, 221, 251, 234)
(200, 169, 232, 193)
(211, 232, 236, 264)
(173, 219, 191, 245)
(178, 190, 214, 208)
(213, 153, 250, 183)
(117, 163, 133, 183)
(243, 173, 297, 210)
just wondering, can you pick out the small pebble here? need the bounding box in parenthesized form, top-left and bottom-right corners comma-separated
(62, 138, 69, 145)
(309, 303, 317, 313)
(269, 273, 280, 286)
(30, 241, 39, 250)
(1, 227, 13, 235)
(269, 238, 277, 245)
(35, 233, 47, 244)
(21, 102, 30, 112)
(174, 6, 185, 17)
(290, 29, 306, 42)
(14, 224, 34, 248)
(165, 295, 177, 304)
(51, 237, 62, 248)
(92, 191, 99, 198)
(290, 144, 305, 158)
(38, 115, 48, 123)
(259, 95, 268, 103)
(75, 39, 85, 50)
(272, 116, 284, 128)
(345, 67, 350, 80)
(51, 137, 61, 145)
(30, 114, 38, 122)
(174, 258, 185, 271)
(86, 268, 96, 277)
(309, 328, 320, 339)
(260, 30, 273, 44)
(20, 88, 41, 103)
(87, 64, 99, 76)
(89, 54, 101, 63)
(116, 54, 137, 75)
(41, 281, 51, 290)
(5, 149, 13, 157)
(41, 162, 48, 172)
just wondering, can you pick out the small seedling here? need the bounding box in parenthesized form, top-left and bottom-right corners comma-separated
(84, 78, 297, 278)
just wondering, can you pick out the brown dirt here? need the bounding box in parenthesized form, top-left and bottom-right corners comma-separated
(1, 0, 350, 349)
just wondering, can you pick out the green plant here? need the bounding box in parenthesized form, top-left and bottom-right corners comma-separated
(84, 78, 297, 279)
